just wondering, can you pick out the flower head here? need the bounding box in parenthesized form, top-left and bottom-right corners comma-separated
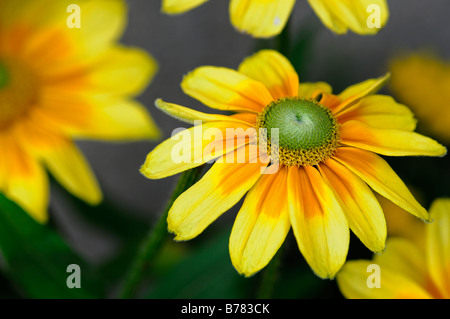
(162, 0, 389, 38)
(141, 49, 446, 278)
(390, 52, 450, 143)
(0, 0, 160, 222)
(337, 198, 450, 299)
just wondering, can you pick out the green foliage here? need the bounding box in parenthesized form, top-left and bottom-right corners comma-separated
(0, 193, 105, 298)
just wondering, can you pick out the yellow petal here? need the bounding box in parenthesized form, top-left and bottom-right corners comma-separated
(340, 120, 447, 157)
(426, 198, 450, 298)
(86, 46, 158, 97)
(9, 123, 101, 206)
(40, 140, 102, 205)
(334, 74, 390, 114)
(155, 99, 252, 125)
(298, 82, 332, 99)
(319, 159, 386, 253)
(238, 49, 299, 100)
(70, 99, 161, 141)
(287, 165, 349, 279)
(2, 0, 126, 56)
(337, 260, 432, 299)
(337, 95, 417, 131)
(181, 66, 273, 113)
(334, 147, 429, 221)
(308, 0, 389, 35)
(162, 0, 208, 14)
(167, 145, 268, 240)
(229, 0, 296, 38)
(230, 167, 290, 277)
(229, 112, 258, 126)
(69, 0, 127, 56)
(389, 53, 450, 143)
(373, 238, 429, 289)
(3, 138, 48, 223)
(376, 192, 426, 249)
(141, 121, 255, 179)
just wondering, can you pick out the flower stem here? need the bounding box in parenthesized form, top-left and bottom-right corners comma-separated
(256, 246, 284, 299)
(119, 166, 204, 299)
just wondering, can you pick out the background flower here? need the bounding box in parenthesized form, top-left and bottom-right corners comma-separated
(389, 53, 450, 144)
(162, 0, 389, 38)
(336, 198, 450, 299)
(0, 0, 159, 222)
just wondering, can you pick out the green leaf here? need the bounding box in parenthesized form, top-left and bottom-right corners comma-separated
(0, 192, 105, 298)
(147, 228, 256, 299)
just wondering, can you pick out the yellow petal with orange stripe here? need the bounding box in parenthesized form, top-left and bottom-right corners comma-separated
(167, 145, 269, 240)
(181, 66, 273, 113)
(298, 82, 332, 99)
(3, 137, 49, 223)
(340, 120, 447, 157)
(238, 49, 299, 100)
(334, 147, 429, 221)
(288, 165, 349, 279)
(230, 167, 290, 277)
(155, 99, 252, 125)
(141, 121, 256, 179)
(320, 159, 386, 253)
(10, 122, 102, 205)
(337, 95, 417, 131)
(334, 74, 390, 114)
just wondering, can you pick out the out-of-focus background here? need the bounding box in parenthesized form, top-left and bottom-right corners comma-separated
(19, 0, 450, 298)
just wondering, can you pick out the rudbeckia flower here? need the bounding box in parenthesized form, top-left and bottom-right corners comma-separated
(390, 53, 450, 143)
(337, 198, 450, 298)
(0, 0, 159, 222)
(162, 0, 389, 38)
(141, 50, 446, 278)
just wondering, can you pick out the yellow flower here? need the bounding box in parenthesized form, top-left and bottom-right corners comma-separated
(389, 52, 450, 143)
(337, 198, 450, 299)
(162, 0, 389, 38)
(141, 49, 446, 278)
(0, 0, 160, 222)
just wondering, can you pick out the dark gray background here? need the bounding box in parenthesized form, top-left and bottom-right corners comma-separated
(50, 0, 450, 263)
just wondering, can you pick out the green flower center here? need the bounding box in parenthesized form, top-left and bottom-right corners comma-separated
(0, 58, 39, 129)
(257, 97, 340, 166)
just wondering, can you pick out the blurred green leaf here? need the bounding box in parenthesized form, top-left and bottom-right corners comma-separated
(51, 177, 150, 239)
(50, 179, 153, 286)
(147, 229, 255, 299)
(0, 193, 105, 298)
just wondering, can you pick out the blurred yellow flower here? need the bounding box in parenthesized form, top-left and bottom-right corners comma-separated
(141, 50, 445, 278)
(337, 198, 450, 299)
(162, 0, 389, 38)
(390, 53, 450, 143)
(0, 0, 160, 222)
